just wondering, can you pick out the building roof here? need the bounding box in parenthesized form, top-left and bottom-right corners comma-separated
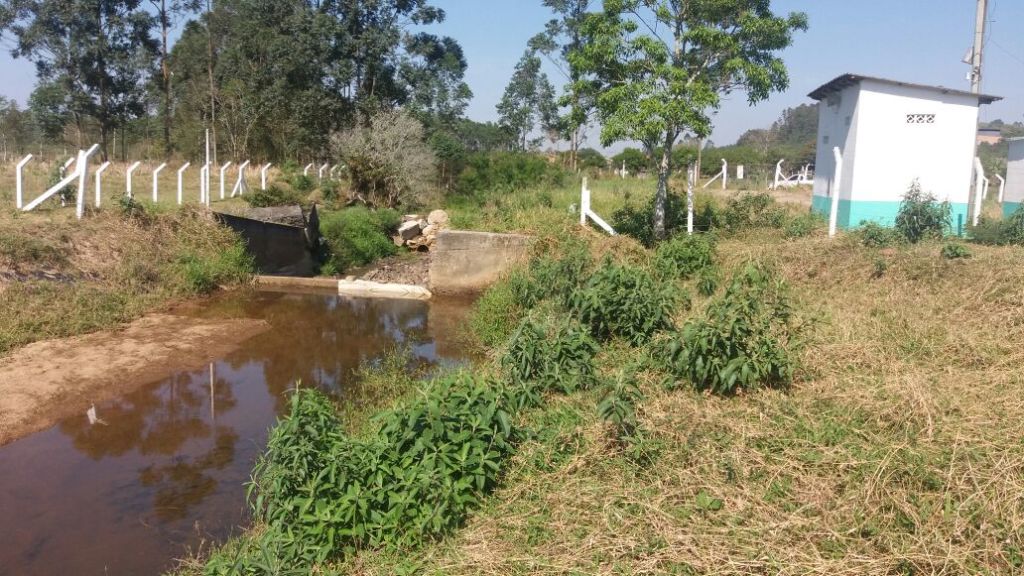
(809, 74, 1002, 105)
(978, 128, 1002, 135)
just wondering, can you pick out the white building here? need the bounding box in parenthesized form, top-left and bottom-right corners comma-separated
(1006, 138, 1024, 217)
(809, 74, 1000, 232)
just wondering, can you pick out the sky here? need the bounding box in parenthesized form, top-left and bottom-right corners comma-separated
(1, 0, 1022, 151)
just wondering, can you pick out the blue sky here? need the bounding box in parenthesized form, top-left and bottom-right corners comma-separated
(1, 0, 1022, 149)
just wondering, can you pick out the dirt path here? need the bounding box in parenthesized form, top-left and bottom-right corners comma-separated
(0, 313, 269, 446)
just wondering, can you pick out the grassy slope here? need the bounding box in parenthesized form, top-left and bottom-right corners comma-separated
(0, 205, 253, 356)
(340, 183, 1024, 574)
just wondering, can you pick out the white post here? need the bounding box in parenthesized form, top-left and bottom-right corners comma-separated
(199, 164, 209, 205)
(126, 161, 142, 198)
(580, 178, 589, 226)
(261, 163, 272, 190)
(74, 144, 100, 220)
(996, 174, 1006, 203)
(687, 165, 695, 236)
(721, 159, 728, 190)
(773, 159, 785, 190)
(303, 163, 313, 177)
(829, 148, 843, 238)
(60, 156, 75, 178)
(152, 163, 167, 202)
(219, 161, 232, 200)
(94, 161, 111, 207)
(621, 160, 626, 179)
(737, 164, 745, 180)
(16, 154, 32, 209)
(982, 177, 990, 200)
(318, 163, 328, 182)
(329, 164, 339, 179)
(973, 157, 985, 226)
(231, 160, 250, 197)
(177, 163, 191, 205)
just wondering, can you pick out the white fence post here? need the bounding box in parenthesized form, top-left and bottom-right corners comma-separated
(219, 162, 232, 200)
(829, 148, 843, 238)
(303, 163, 313, 177)
(318, 163, 328, 183)
(199, 164, 209, 205)
(721, 159, 728, 190)
(973, 157, 985, 226)
(177, 163, 191, 205)
(16, 154, 32, 209)
(231, 160, 250, 197)
(74, 144, 100, 220)
(996, 174, 1006, 203)
(773, 159, 785, 190)
(95, 161, 111, 207)
(126, 161, 142, 198)
(330, 164, 339, 179)
(687, 166, 695, 235)
(152, 162, 167, 202)
(737, 164, 745, 180)
(580, 178, 589, 226)
(261, 163, 273, 190)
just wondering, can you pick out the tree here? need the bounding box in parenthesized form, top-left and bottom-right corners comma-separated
(612, 147, 649, 174)
(148, 0, 200, 156)
(0, 0, 159, 160)
(497, 50, 560, 151)
(572, 0, 807, 239)
(530, 0, 593, 170)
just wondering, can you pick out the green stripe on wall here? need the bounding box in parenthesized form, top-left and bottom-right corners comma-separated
(811, 196, 969, 235)
(1004, 202, 1022, 218)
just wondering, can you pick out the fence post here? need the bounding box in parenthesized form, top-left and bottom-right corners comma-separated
(74, 144, 100, 220)
(126, 161, 142, 198)
(303, 163, 313, 177)
(231, 160, 250, 197)
(199, 164, 209, 205)
(687, 165, 695, 235)
(973, 157, 985, 226)
(95, 161, 111, 207)
(773, 159, 785, 190)
(737, 164, 745, 180)
(152, 163, 167, 202)
(219, 162, 232, 200)
(580, 178, 589, 226)
(829, 148, 843, 238)
(318, 163, 328, 183)
(330, 164, 339, 179)
(16, 154, 32, 209)
(261, 163, 272, 190)
(996, 174, 1006, 203)
(177, 163, 191, 205)
(721, 159, 728, 190)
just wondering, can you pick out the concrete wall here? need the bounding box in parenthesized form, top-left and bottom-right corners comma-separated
(429, 230, 532, 295)
(215, 212, 315, 277)
(812, 85, 860, 218)
(1006, 139, 1024, 217)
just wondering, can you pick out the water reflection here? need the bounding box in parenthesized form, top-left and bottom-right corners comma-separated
(0, 291, 471, 576)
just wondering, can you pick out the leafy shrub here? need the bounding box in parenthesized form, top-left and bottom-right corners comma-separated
(721, 193, 788, 231)
(784, 212, 825, 239)
(597, 371, 644, 443)
(941, 243, 972, 260)
(652, 233, 716, 280)
(173, 243, 254, 294)
(469, 276, 525, 348)
(332, 109, 437, 208)
(697, 267, 720, 297)
(244, 184, 304, 208)
(502, 315, 599, 400)
(664, 262, 803, 395)
(248, 374, 521, 567)
(857, 221, 903, 248)
(571, 262, 678, 345)
(319, 206, 401, 272)
(612, 192, 686, 248)
(970, 207, 1024, 246)
(455, 152, 565, 196)
(513, 242, 593, 309)
(288, 173, 315, 193)
(894, 181, 951, 243)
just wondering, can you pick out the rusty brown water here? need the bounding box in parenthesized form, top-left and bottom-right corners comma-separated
(0, 290, 473, 576)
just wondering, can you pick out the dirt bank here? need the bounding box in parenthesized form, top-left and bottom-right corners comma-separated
(0, 313, 269, 446)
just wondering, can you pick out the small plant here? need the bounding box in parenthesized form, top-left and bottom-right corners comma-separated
(652, 233, 716, 280)
(244, 184, 304, 208)
(597, 370, 644, 443)
(894, 180, 951, 243)
(871, 257, 888, 279)
(571, 261, 679, 345)
(697, 267, 719, 297)
(502, 314, 600, 400)
(857, 221, 902, 248)
(721, 193, 788, 231)
(941, 242, 972, 260)
(664, 262, 804, 395)
(288, 173, 315, 193)
(970, 206, 1024, 246)
(319, 206, 401, 272)
(784, 212, 825, 239)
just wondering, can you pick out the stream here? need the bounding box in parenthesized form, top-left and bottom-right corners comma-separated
(0, 289, 473, 576)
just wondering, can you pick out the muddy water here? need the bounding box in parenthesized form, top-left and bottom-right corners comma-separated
(0, 290, 473, 576)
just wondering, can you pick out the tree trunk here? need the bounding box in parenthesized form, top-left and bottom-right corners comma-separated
(206, 0, 217, 165)
(653, 130, 675, 241)
(161, 0, 171, 156)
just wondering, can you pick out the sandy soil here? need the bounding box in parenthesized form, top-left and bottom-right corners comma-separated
(0, 313, 269, 446)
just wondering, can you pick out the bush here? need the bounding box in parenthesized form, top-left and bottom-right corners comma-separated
(721, 193, 788, 231)
(894, 181, 951, 243)
(941, 243, 972, 260)
(244, 184, 304, 208)
(571, 261, 678, 345)
(502, 315, 599, 400)
(319, 206, 400, 272)
(664, 262, 803, 395)
(455, 152, 566, 196)
(784, 212, 825, 239)
(652, 233, 716, 280)
(173, 243, 254, 294)
(856, 221, 903, 248)
(288, 173, 315, 194)
(612, 192, 686, 248)
(332, 109, 437, 208)
(597, 370, 644, 444)
(970, 207, 1024, 246)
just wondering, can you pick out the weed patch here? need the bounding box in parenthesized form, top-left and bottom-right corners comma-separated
(319, 206, 401, 272)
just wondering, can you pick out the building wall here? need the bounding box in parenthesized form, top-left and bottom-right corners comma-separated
(811, 85, 860, 220)
(1005, 139, 1024, 217)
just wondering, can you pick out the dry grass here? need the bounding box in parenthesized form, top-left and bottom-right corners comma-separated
(344, 232, 1024, 575)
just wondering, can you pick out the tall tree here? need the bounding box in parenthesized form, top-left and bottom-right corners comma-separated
(0, 0, 158, 160)
(572, 0, 807, 239)
(148, 0, 199, 156)
(530, 0, 592, 170)
(497, 51, 559, 151)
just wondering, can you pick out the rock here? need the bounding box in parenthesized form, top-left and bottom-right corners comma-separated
(427, 209, 449, 226)
(422, 224, 438, 237)
(392, 235, 405, 247)
(398, 220, 422, 240)
(417, 219, 429, 230)
(402, 214, 422, 222)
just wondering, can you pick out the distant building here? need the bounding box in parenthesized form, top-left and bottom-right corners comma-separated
(1006, 138, 1024, 217)
(977, 128, 1003, 145)
(808, 73, 1001, 231)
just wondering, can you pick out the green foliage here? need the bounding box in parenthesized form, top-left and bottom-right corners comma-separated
(502, 315, 600, 400)
(173, 244, 254, 295)
(857, 222, 903, 248)
(721, 193, 788, 231)
(319, 207, 401, 272)
(613, 192, 718, 247)
(497, 50, 560, 151)
(784, 212, 825, 239)
(456, 152, 566, 196)
(242, 374, 520, 569)
(652, 233, 717, 280)
(571, 261, 678, 345)
(469, 276, 525, 349)
(894, 181, 951, 243)
(970, 207, 1024, 246)
(597, 371, 644, 443)
(664, 263, 803, 395)
(244, 184, 304, 208)
(940, 243, 972, 260)
(697, 267, 720, 297)
(288, 174, 315, 194)
(611, 148, 650, 174)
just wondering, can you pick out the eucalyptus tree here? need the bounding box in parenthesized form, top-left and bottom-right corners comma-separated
(0, 0, 158, 160)
(571, 0, 808, 239)
(147, 0, 200, 155)
(497, 51, 560, 152)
